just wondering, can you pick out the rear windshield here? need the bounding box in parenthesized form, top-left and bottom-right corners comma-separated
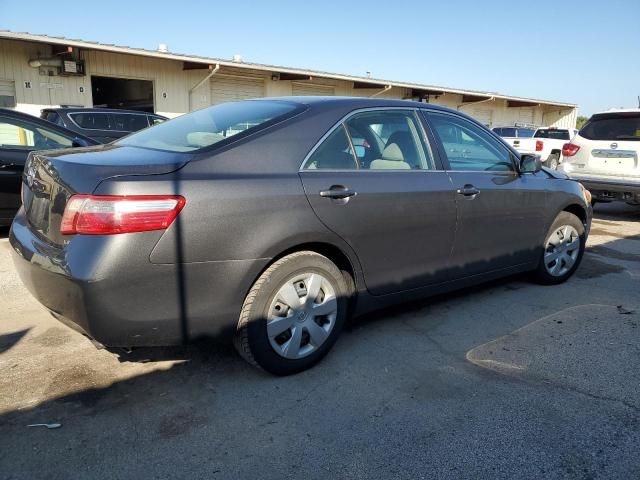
(118, 100, 300, 152)
(580, 113, 640, 141)
(534, 129, 570, 140)
(492, 127, 534, 138)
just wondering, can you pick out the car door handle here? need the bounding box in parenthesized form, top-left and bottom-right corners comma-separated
(319, 186, 357, 199)
(456, 184, 480, 197)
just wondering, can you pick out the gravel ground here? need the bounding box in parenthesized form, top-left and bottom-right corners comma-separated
(0, 202, 639, 480)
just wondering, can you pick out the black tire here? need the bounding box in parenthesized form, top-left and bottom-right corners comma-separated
(533, 211, 586, 285)
(234, 251, 351, 375)
(546, 154, 560, 170)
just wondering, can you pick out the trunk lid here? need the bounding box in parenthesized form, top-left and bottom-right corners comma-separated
(22, 144, 190, 245)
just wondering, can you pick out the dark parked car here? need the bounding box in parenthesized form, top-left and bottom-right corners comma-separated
(41, 107, 167, 143)
(0, 108, 97, 226)
(11, 97, 592, 375)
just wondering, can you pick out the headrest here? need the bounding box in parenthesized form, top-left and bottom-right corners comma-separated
(382, 143, 404, 161)
(186, 131, 225, 147)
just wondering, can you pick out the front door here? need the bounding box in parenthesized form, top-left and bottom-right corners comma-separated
(300, 109, 457, 295)
(425, 111, 549, 278)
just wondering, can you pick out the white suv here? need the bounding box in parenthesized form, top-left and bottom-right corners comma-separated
(559, 109, 640, 205)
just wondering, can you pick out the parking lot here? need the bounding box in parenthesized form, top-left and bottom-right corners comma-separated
(0, 203, 639, 479)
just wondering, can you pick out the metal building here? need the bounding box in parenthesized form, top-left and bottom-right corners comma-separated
(0, 31, 577, 128)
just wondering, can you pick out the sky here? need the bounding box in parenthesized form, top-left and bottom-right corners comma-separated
(1, 0, 638, 116)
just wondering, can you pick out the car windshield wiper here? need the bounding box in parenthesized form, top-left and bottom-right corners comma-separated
(615, 135, 640, 140)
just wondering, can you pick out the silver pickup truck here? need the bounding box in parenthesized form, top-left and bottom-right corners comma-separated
(559, 109, 640, 205)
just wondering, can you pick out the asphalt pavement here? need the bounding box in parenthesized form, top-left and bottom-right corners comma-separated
(0, 202, 639, 480)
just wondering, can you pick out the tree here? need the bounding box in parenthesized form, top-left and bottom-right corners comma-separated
(576, 116, 589, 129)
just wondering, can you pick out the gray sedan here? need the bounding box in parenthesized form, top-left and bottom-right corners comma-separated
(10, 97, 592, 375)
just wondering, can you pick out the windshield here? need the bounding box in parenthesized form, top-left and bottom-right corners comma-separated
(580, 113, 640, 141)
(534, 129, 570, 140)
(118, 100, 301, 152)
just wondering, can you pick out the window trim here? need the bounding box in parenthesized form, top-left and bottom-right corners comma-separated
(424, 110, 519, 174)
(299, 107, 438, 172)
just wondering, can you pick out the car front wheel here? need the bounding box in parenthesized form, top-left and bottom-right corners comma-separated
(533, 211, 586, 285)
(234, 251, 350, 375)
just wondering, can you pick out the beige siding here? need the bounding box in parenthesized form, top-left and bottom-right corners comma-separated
(0, 38, 577, 128)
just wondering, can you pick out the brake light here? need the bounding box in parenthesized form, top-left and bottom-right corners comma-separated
(562, 143, 580, 157)
(61, 195, 186, 235)
(535, 140, 544, 151)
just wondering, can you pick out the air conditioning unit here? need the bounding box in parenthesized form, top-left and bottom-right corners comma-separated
(60, 59, 85, 76)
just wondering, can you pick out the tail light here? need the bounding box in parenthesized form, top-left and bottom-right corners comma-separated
(535, 140, 544, 151)
(562, 143, 580, 157)
(61, 195, 186, 235)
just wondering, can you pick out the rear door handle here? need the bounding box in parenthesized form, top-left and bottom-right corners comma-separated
(319, 186, 357, 200)
(456, 184, 480, 197)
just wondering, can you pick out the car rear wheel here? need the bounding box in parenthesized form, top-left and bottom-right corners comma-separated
(533, 211, 585, 285)
(234, 251, 350, 375)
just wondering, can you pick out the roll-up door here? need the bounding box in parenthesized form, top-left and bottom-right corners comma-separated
(518, 108, 534, 124)
(472, 108, 493, 127)
(0, 80, 16, 108)
(210, 76, 265, 105)
(291, 83, 335, 96)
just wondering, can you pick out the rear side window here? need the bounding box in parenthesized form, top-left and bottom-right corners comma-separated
(111, 113, 149, 132)
(304, 110, 432, 170)
(305, 125, 358, 170)
(70, 112, 111, 130)
(118, 100, 300, 152)
(534, 129, 570, 140)
(580, 113, 640, 141)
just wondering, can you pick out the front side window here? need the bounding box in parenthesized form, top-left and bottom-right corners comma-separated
(112, 113, 149, 132)
(0, 116, 73, 150)
(118, 100, 300, 152)
(429, 113, 514, 172)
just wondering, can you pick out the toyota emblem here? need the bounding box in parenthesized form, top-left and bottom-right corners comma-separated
(610, 142, 618, 149)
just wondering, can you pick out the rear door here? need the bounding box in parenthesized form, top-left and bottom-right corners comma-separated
(425, 111, 549, 278)
(300, 108, 457, 295)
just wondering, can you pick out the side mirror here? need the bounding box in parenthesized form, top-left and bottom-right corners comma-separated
(71, 137, 92, 148)
(520, 154, 542, 173)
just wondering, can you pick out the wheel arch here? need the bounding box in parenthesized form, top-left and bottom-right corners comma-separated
(562, 203, 587, 227)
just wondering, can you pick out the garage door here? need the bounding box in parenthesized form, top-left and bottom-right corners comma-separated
(518, 108, 534, 124)
(210, 76, 265, 105)
(292, 83, 335, 96)
(472, 109, 492, 127)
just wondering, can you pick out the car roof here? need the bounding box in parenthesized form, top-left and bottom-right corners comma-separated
(41, 107, 166, 117)
(258, 96, 451, 111)
(0, 107, 98, 143)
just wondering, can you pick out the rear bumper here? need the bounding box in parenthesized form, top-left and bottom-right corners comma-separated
(9, 209, 269, 347)
(570, 176, 640, 203)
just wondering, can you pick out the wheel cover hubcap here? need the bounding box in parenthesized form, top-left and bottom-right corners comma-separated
(544, 225, 580, 277)
(267, 273, 338, 359)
